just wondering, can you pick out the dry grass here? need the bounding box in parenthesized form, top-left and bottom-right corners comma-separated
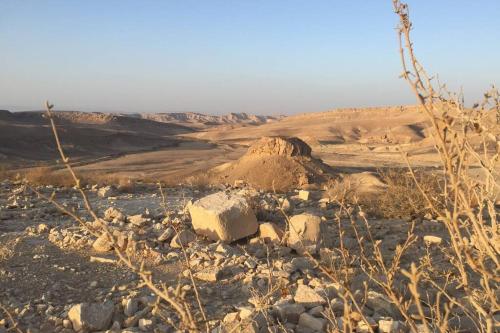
(359, 168, 443, 219)
(19, 166, 137, 192)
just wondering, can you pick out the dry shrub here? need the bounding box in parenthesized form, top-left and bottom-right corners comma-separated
(21, 166, 138, 192)
(359, 168, 443, 219)
(23, 166, 74, 187)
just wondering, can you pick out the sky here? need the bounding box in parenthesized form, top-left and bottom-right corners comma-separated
(1, 1, 499, 115)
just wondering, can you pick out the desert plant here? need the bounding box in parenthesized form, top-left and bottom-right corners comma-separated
(393, 1, 499, 331)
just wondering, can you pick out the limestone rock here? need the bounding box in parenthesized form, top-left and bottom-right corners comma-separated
(258, 222, 284, 244)
(188, 191, 258, 242)
(68, 302, 114, 332)
(92, 233, 113, 252)
(298, 190, 310, 201)
(170, 230, 196, 248)
(423, 235, 442, 245)
(128, 214, 149, 226)
(104, 207, 125, 222)
(287, 214, 323, 254)
(294, 284, 326, 308)
(195, 267, 222, 282)
(366, 291, 396, 316)
(298, 313, 326, 332)
(157, 227, 175, 242)
(98, 186, 116, 198)
(274, 303, 306, 324)
(378, 319, 406, 333)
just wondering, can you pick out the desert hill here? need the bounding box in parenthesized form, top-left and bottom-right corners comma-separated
(184, 106, 430, 146)
(201, 136, 336, 190)
(0, 106, 447, 182)
(0, 110, 194, 163)
(135, 112, 283, 128)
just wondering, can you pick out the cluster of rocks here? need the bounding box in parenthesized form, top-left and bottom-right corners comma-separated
(0, 180, 465, 333)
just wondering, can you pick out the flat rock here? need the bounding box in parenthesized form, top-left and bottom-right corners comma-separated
(195, 267, 223, 282)
(294, 284, 326, 308)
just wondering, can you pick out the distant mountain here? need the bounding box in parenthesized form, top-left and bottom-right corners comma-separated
(0, 110, 284, 163)
(134, 112, 284, 127)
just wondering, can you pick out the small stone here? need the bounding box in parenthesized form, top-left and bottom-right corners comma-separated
(258, 222, 284, 244)
(92, 233, 113, 252)
(298, 313, 326, 332)
(223, 312, 239, 323)
(98, 186, 116, 198)
(104, 207, 125, 222)
(128, 214, 149, 226)
(308, 306, 324, 317)
(294, 285, 326, 308)
(157, 227, 175, 242)
(274, 303, 305, 324)
(170, 230, 196, 248)
(195, 268, 222, 282)
(67, 301, 114, 332)
(356, 316, 377, 333)
(298, 190, 310, 201)
(123, 298, 139, 317)
(37, 223, 50, 233)
(378, 319, 406, 333)
(366, 291, 396, 317)
(138, 318, 153, 331)
(62, 319, 72, 329)
(423, 235, 442, 245)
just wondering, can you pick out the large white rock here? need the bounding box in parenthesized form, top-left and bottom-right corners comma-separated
(287, 213, 323, 254)
(188, 191, 258, 242)
(68, 302, 114, 331)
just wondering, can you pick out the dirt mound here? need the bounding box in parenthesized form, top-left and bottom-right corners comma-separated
(204, 136, 335, 191)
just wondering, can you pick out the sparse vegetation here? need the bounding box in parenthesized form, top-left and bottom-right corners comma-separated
(1, 1, 498, 333)
(359, 168, 443, 219)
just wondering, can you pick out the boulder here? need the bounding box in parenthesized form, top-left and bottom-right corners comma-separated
(188, 191, 258, 242)
(68, 302, 114, 331)
(287, 214, 323, 254)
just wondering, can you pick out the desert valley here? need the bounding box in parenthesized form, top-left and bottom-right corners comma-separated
(1, 1, 499, 333)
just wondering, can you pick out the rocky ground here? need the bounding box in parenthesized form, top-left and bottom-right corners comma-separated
(0, 179, 486, 333)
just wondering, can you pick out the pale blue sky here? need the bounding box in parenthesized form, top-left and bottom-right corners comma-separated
(1, 1, 499, 114)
